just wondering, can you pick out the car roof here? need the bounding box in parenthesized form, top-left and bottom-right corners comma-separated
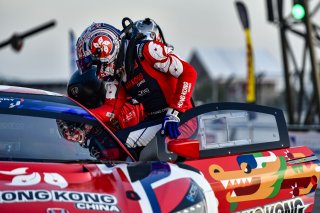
(0, 85, 63, 96)
(0, 85, 136, 160)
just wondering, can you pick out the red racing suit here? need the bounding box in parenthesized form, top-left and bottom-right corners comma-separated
(122, 40, 197, 118)
(89, 79, 145, 132)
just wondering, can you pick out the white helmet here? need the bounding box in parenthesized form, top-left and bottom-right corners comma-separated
(76, 23, 121, 77)
(133, 18, 163, 42)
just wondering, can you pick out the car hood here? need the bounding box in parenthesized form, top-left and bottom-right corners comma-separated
(0, 161, 141, 213)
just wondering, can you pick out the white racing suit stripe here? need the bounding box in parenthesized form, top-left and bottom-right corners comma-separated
(125, 124, 162, 148)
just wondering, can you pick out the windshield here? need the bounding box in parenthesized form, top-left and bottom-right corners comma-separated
(0, 94, 129, 162)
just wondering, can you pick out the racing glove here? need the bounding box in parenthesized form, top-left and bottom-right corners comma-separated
(161, 108, 181, 139)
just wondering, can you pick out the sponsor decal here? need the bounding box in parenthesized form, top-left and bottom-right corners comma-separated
(147, 108, 167, 116)
(234, 197, 309, 213)
(0, 168, 68, 188)
(123, 111, 134, 122)
(125, 73, 145, 90)
(106, 112, 115, 118)
(0, 97, 24, 108)
(76, 203, 119, 212)
(186, 183, 199, 202)
(137, 78, 146, 87)
(177, 82, 191, 108)
(0, 190, 120, 212)
(137, 88, 150, 97)
(46, 208, 69, 213)
(70, 87, 79, 97)
(105, 80, 118, 99)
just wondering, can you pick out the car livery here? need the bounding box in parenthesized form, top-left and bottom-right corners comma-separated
(0, 85, 217, 212)
(0, 85, 319, 213)
(0, 162, 216, 212)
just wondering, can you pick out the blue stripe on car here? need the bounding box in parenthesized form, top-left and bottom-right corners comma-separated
(140, 162, 171, 213)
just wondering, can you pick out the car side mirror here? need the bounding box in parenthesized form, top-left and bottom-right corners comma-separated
(167, 139, 200, 159)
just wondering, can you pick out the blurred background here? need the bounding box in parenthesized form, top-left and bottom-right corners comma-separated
(0, 0, 283, 93)
(1, 0, 320, 153)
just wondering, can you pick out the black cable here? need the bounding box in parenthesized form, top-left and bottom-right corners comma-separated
(157, 25, 167, 45)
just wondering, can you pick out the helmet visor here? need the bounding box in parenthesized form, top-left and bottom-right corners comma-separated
(76, 55, 99, 74)
(77, 54, 115, 77)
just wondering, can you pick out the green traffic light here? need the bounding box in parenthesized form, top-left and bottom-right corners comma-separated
(292, 4, 305, 20)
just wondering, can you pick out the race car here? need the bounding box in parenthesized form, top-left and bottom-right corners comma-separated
(0, 85, 319, 213)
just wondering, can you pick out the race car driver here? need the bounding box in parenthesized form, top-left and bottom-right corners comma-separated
(65, 66, 145, 160)
(73, 20, 197, 149)
(72, 23, 145, 131)
(56, 119, 128, 161)
(67, 66, 145, 132)
(118, 17, 197, 140)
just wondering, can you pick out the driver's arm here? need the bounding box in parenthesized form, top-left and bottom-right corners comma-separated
(116, 100, 145, 129)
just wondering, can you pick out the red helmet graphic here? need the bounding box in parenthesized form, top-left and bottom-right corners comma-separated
(91, 35, 113, 59)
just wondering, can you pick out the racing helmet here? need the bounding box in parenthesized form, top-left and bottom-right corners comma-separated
(76, 23, 121, 77)
(56, 120, 124, 160)
(133, 18, 164, 42)
(56, 119, 93, 144)
(67, 66, 106, 109)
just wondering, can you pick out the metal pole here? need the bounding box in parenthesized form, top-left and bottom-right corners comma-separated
(303, 0, 320, 123)
(277, 0, 295, 124)
(0, 20, 56, 50)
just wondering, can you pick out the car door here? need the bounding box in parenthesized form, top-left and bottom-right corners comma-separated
(166, 103, 320, 213)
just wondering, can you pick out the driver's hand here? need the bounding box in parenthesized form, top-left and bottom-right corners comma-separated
(161, 108, 181, 139)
